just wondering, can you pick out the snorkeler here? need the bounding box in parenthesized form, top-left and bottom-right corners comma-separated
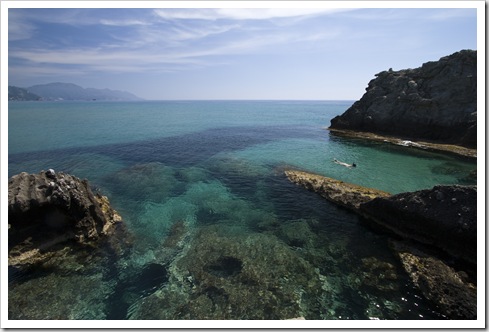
(333, 158, 356, 168)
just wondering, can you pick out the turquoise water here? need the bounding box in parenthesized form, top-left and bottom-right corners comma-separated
(8, 101, 476, 320)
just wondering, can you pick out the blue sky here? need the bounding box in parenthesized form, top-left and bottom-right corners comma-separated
(8, 5, 478, 100)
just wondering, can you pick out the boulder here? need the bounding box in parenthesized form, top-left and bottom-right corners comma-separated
(330, 50, 477, 148)
(8, 170, 124, 266)
(360, 185, 477, 266)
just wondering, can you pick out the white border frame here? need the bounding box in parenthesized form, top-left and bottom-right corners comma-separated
(1, 1, 485, 329)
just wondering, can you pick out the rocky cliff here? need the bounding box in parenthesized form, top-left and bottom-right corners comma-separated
(8, 169, 125, 267)
(330, 50, 477, 148)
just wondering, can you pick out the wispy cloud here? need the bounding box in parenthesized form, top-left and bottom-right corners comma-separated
(99, 18, 150, 26)
(153, 8, 349, 21)
(336, 8, 475, 22)
(9, 7, 349, 78)
(8, 6, 477, 93)
(8, 11, 37, 41)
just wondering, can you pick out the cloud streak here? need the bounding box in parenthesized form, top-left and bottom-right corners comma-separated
(153, 8, 349, 21)
(9, 8, 349, 78)
(7, 6, 477, 99)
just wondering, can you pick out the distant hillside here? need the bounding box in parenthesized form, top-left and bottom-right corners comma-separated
(8, 86, 42, 101)
(26, 82, 143, 101)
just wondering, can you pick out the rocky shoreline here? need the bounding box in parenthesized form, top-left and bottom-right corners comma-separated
(7, 49, 478, 321)
(328, 128, 477, 158)
(330, 50, 477, 149)
(288, 49, 479, 320)
(7, 163, 477, 320)
(8, 170, 128, 267)
(285, 169, 477, 319)
(284, 170, 390, 211)
(8, 170, 133, 319)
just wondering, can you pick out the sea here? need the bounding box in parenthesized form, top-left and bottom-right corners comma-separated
(7, 100, 476, 321)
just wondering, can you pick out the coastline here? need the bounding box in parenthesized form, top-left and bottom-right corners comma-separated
(327, 128, 477, 159)
(284, 168, 477, 320)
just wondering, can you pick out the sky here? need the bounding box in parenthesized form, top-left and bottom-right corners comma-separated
(7, 4, 478, 100)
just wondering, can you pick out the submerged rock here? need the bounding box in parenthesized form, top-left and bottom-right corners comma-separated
(284, 169, 477, 319)
(330, 50, 477, 148)
(129, 225, 326, 320)
(391, 241, 476, 320)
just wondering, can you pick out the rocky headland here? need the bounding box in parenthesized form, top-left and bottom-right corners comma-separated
(330, 50, 477, 151)
(285, 169, 477, 319)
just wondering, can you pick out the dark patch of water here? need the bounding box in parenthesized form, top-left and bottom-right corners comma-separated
(106, 263, 169, 320)
(205, 256, 243, 278)
(8, 125, 320, 175)
(196, 207, 224, 225)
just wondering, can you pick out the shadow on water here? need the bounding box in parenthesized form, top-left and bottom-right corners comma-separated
(9, 125, 320, 174)
(105, 263, 169, 320)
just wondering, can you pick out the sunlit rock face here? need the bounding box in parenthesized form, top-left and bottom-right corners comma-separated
(8, 169, 126, 266)
(330, 50, 477, 148)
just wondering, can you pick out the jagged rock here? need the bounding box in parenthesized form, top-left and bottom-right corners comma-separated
(360, 185, 477, 266)
(330, 50, 476, 148)
(284, 170, 477, 267)
(8, 170, 124, 267)
(391, 241, 476, 320)
(284, 170, 390, 211)
(284, 170, 477, 319)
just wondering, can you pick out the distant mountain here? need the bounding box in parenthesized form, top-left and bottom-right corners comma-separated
(8, 86, 42, 101)
(26, 82, 143, 101)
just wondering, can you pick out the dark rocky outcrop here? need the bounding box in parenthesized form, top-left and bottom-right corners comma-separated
(391, 241, 477, 320)
(360, 185, 477, 267)
(8, 170, 125, 267)
(330, 50, 477, 148)
(284, 170, 477, 319)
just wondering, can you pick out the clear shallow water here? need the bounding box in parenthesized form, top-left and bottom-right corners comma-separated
(8, 101, 476, 320)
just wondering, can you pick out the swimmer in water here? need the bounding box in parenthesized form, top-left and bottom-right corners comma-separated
(333, 158, 356, 168)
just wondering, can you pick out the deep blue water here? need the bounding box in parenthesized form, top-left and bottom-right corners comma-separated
(8, 100, 476, 320)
